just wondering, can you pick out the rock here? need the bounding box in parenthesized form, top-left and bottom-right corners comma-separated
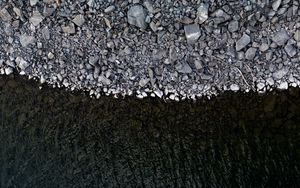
(5, 67, 13, 75)
(19, 34, 35, 47)
(30, 0, 39, 6)
(284, 44, 297, 57)
(228, 20, 239, 33)
(272, 30, 290, 46)
(245, 47, 257, 60)
(236, 34, 251, 51)
(150, 22, 158, 32)
(273, 68, 288, 80)
(230, 84, 240, 91)
(0, 8, 12, 22)
(194, 60, 203, 69)
(293, 30, 300, 41)
(266, 77, 275, 86)
(184, 24, 201, 44)
(48, 52, 55, 59)
(259, 43, 269, 52)
(42, 26, 50, 40)
(104, 5, 115, 13)
(272, 0, 282, 11)
(72, 14, 85, 27)
(197, 3, 209, 24)
(278, 81, 288, 90)
(62, 23, 76, 34)
(30, 11, 44, 27)
(16, 57, 30, 71)
(98, 76, 111, 85)
(176, 62, 192, 74)
(143, 0, 155, 13)
(127, 5, 147, 29)
(257, 82, 265, 90)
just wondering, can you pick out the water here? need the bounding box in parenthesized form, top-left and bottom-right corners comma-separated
(0, 74, 299, 187)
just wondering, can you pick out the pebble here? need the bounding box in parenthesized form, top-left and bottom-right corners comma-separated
(72, 15, 85, 27)
(284, 44, 297, 57)
(278, 81, 288, 90)
(245, 47, 257, 60)
(272, 29, 290, 46)
(197, 3, 209, 24)
(30, 0, 39, 6)
(293, 30, 300, 41)
(273, 68, 289, 80)
(236, 34, 251, 51)
(0, 8, 12, 22)
(230, 84, 240, 91)
(30, 11, 44, 27)
(184, 24, 201, 44)
(272, 0, 282, 11)
(259, 43, 269, 52)
(19, 34, 35, 47)
(104, 5, 115, 13)
(176, 62, 192, 74)
(228, 20, 239, 33)
(127, 5, 147, 29)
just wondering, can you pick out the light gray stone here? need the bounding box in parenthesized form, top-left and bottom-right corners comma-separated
(230, 84, 240, 91)
(294, 30, 300, 41)
(30, 0, 39, 6)
(272, 30, 290, 46)
(197, 3, 209, 24)
(259, 43, 269, 52)
(184, 24, 201, 44)
(284, 44, 297, 57)
(273, 68, 288, 80)
(272, 0, 282, 11)
(245, 47, 257, 60)
(72, 14, 85, 26)
(236, 34, 251, 51)
(0, 8, 12, 22)
(30, 11, 44, 26)
(228, 20, 239, 33)
(127, 5, 147, 29)
(19, 34, 35, 47)
(176, 62, 192, 74)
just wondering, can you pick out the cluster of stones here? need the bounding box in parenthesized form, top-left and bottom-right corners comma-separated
(0, 0, 300, 100)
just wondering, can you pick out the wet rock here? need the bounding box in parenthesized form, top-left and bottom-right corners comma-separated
(176, 62, 192, 74)
(72, 15, 85, 27)
(184, 24, 201, 44)
(272, 30, 290, 46)
(197, 3, 209, 24)
(30, 11, 44, 27)
(284, 44, 297, 57)
(245, 47, 257, 60)
(127, 5, 147, 29)
(236, 34, 251, 51)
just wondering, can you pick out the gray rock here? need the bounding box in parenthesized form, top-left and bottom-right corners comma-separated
(143, 0, 155, 13)
(259, 43, 269, 52)
(228, 20, 239, 33)
(5, 67, 13, 75)
(272, 0, 282, 11)
(30, 11, 44, 27)
(62, 23, 76, 34)
(194, 60, 203, 69)
(72, 14, 85, 27)
(278, 81, 288, 90)
(176, 62, 192, 74)
(184, 24, 201, 44)
(16, 57, 30, 71)
(98, 76, 111, 85)
(197, 3, 209, 24)
(104, 6, 115, 13)
(19, 34, 35, 47)
(294, 30, 300, 41)
(230, 84, 240, 91)
(127, 5, 147, 29)
(236, 34, 251, 51)
(284, 44, 297, 57)
(272, 30, 290, 46)
(245, 47, 257, 60)
(42, 26, 50, 40)
(273, 68, 288, 80)
(0, 8, 12, 22)
(30, 0, 39, 6)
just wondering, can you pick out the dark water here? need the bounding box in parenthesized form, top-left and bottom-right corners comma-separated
(0, 75, 299, 187)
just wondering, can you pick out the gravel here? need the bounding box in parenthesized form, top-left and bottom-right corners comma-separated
(1, 0, 300, 100)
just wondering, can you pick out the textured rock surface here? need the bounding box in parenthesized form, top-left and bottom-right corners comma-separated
(0, 1, 300, 100)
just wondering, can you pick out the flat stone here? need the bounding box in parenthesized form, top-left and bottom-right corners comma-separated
(228, 20, 239, 33)
(236, 34, 251, 51)
(284, 44, 297, 57)
(127, 5, 147, 29)
(72, 14, 85, 26)
(184, 24, 201, 44)
(197, 3, 209, 24)
(272, 29, 290, 46)
(30, 11, 44, 27)
(19, 34, 35, 47)
(176, 62, 192, 74)
(245, 47, 257, 60)
(273, 68, 288, 80)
